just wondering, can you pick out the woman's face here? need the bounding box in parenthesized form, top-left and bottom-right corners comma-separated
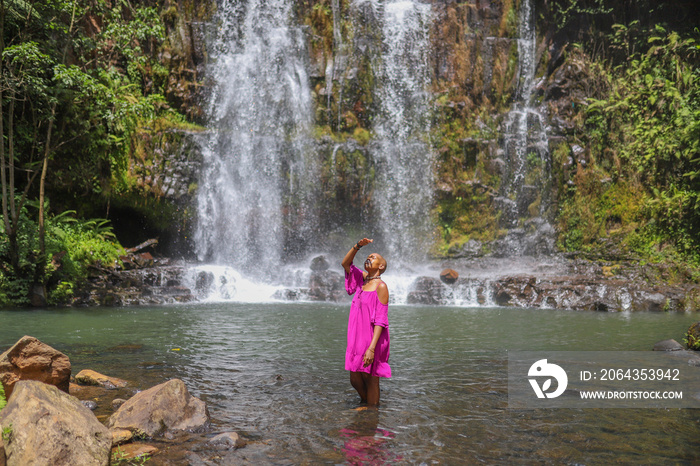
(364, 253, 385, 272)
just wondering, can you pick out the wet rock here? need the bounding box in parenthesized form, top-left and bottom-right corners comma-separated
(449, 239, 482, 258)
(407, 277, 445, 305)
(108, 379, 209, 438)
(0, 381, 111, 466)
(592, 302, 609, 312)
(272, 289, 304, 301)
(516, 185, 539, 217)
(653, 339, 684, 352)
(111, 443, 158, 462)
(494, 197, 518, 228)
(110, 429, 134, 446)
(75, 369, 128, 389)
(0, 336, 71, 400)
(490, 229, 525, 258)
(521, 219, 556, 256)
(439, 269, 459, 284)
(310, 255, 331, 272)
(82, 400, 98, 411)
(112, 398, 127, 410)
(208, 432, 246, 450)
(195, 270, 214, 291)
(308, 271, 345, 302)
(635, 292, 667, 312)
(493, 284, 512, 306)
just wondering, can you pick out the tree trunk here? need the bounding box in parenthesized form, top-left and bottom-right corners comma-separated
(35, 104, 56, 301)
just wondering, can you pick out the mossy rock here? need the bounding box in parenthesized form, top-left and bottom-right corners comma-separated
(684, 322, 700, 350)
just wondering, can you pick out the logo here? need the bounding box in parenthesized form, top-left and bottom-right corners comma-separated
(528, 359, 568, 399)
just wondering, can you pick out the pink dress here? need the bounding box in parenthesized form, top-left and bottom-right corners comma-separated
(345, 264, 391, 378)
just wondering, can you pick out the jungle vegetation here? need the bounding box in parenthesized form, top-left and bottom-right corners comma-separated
(0, 0, 698, 306)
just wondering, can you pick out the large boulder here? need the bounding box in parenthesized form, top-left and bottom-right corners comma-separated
(107, 379, 209, 438)
(308, 271, 345, 302)
(0, 380, 111, 466)
(0, 336, 71, 400)
(407, 277, 445, 305)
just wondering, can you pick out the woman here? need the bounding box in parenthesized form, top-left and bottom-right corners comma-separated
(341, 237, 391, 406)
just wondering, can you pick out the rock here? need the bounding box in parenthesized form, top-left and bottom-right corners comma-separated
(82, 400, 98, 411)
(407, 277, 445, 305)
(653, 339, 684, 352)
(494, 286, 512, 306)
(272, 288, 304, 301)
(0, 336, 71, 400)
(494, 197, 518, 228)
(107, 379, 209, 438)
(310, 255, 330, 272)
(112, 398, 127, 410)
(685, 322, 700, 350)
(111, 444, 158, 462)
(110, 429, 134, 446)
(462, 239, 483, 257)
(0, 380, 111, 466)
(75, 369, 127, 389)
(308, 271, 345, 302)
(207, 432, 246, 450)
(195, 271, 214, 291)
(439, 269, 459, 284)
(0, 437, 5, 466)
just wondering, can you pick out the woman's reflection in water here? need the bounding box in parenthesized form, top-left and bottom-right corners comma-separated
(339, 408, 400, 464)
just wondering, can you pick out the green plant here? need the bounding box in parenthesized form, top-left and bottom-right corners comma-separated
(1, 423, 12, 442)
(0, 383, 6, 412)
(111, 447, 151, 465)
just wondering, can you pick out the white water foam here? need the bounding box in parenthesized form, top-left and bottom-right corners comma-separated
(183, 265, 286, 303)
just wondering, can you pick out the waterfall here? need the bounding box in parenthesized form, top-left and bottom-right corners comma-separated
(497, 0, 553, 255)
(194, 0, 317, 275)
(371, 0, 434, 264)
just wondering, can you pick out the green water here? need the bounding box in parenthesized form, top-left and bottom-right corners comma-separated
(1, 303, 699, 463)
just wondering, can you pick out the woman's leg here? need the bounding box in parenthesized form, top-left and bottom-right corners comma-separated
(350, 371, 367, 403)
(362, 373, 380, 406)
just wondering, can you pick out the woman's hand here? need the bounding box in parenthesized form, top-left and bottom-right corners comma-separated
(362, 347, 375, 367)
(356, 238, 373, 249)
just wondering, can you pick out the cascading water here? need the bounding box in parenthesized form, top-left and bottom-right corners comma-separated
(496, 0, 554, 255)
(370, 0, 434, 265)
(194, 0, 317, 277)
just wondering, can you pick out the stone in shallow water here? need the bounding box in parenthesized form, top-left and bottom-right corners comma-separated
(110, 429, 134, 446)
(111, 443, 158, 461)
(208, 432, 246, 450)
(653, 339, 684, 352)
(75, 369, 128, 389)
(107, 378, 209, 437)
(82, 400, 98, 410)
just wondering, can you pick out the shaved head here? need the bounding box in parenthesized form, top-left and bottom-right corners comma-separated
(377, 254, 387, 274)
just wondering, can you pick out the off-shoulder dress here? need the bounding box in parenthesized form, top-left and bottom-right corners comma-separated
(344, 264, 391, 378)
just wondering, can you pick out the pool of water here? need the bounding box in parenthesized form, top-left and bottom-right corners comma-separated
(1, 303, 699, 463)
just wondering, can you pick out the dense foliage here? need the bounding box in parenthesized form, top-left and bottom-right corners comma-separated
(0, 0, 196, 305)
(555, 22, 700, 275)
